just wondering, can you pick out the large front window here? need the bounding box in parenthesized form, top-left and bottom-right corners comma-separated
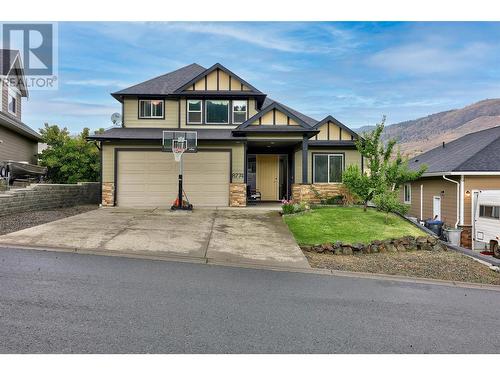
(232, 100, 247, 124)
(139, 99, 164, 118)
(205, 100, 229, 124)
(187, 100, 202, 124)
(313, 154, 343, 183)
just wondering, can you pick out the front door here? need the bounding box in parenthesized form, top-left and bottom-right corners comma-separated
(433, 196, 441, 220)
(256, 155, 279, 200)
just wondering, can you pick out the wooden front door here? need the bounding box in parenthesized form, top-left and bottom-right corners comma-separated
(256, 155, 279, 201)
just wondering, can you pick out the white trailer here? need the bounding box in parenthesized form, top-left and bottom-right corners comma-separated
(472, 189, 500, 258)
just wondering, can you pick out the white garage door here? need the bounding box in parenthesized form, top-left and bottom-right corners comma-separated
(117, 150, 230, 208)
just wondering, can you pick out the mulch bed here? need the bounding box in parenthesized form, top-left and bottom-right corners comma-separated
(0, 205, 98, 236)
(304, 250, 500, 285)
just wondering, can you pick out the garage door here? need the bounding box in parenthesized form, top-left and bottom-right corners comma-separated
(117, 150, 230, 208)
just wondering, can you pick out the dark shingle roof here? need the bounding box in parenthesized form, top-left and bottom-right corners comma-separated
(87, 127, 238, 141)
(111, 63, 206, 98)
(0, 112, 41, 141)
(410, 126, 500, 174)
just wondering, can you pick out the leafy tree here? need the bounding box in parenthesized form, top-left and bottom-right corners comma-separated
(39, 123, 100, 184)
(373, 190, 409, 223)
(343, 116, 426, 214)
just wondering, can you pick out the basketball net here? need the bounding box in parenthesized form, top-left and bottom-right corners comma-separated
(172, 138, 187, 162)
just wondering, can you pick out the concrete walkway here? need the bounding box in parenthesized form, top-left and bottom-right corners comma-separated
(0, 208, 309, 269)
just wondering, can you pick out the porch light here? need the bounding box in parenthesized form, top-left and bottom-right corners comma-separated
(465, 190, 471, 197)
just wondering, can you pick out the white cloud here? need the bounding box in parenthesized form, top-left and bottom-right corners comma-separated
(369, 41, 491, 75)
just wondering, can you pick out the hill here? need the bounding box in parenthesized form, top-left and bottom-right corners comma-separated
(357, 99, 500, 157)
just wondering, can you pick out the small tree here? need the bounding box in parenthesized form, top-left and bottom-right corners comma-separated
(373, 190, 409, 223)
(39, 123, 100, 184)
(343, 116, 426, 215)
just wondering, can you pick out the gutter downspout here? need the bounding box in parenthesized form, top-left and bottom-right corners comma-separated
(459, 175, 464, 226)
(443, 175, 460, 228)
(420, 184, 423, 221)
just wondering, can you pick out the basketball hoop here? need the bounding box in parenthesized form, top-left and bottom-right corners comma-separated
(162, 131, 197, 211)
(172, 137, 187, 162)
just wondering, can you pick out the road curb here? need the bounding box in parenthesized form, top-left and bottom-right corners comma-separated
(1, 243, 500, 292)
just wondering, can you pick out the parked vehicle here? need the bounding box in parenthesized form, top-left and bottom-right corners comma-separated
(472, 189, 500, 258)
(0, 160, 47, 184)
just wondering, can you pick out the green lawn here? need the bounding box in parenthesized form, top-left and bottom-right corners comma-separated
(284, 206, 425, 245)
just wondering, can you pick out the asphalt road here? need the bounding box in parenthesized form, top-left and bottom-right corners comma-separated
(0, 247, 499, 353)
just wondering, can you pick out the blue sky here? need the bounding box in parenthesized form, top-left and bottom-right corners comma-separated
(21, 22, 500, 133)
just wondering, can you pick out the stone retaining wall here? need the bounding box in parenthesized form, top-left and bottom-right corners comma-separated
(291, 183, 342, 203)
(301, 235, 447, 255)
(0, 182, 100, 217)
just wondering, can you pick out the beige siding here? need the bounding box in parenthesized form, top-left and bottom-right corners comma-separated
(0, 125, 38, 163)
(316, 124, 328, 140)
(248, 99, 258, 117)
(102, 141, 245, 184)
(294, 148, 362, 184)
(463, 176, 500, 225)
(206, 70, 218, 90)
(402, 177, 458, 226)
(312, 122, 354, 141)
(190, 69, 248, 92)
(123, 98, 178, 128)
(341, 128, 352, 140)
(251, 108, 297, 126)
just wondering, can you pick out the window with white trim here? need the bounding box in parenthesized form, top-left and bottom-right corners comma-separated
(187, 100, 202, 124)
(404, 183, 411, 203)
(313, 154, 344, 183)
(232, 100, 247, 124)
(8, 88, 17, 115)
(205, 100, 229, 124)
(139, 99, 164, 118)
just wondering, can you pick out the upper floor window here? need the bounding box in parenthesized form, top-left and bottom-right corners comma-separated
(8, 88, 16, 115)
(232, 100, 247, 124)
(139, 99, 164, 119)
(313, 154, 343, 183)
(206, 100, 229, 124)
(404, 184, 411, 203)
(187, 100, 202, 124)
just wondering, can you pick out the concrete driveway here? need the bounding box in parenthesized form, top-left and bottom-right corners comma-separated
(0, 208, 309, 269)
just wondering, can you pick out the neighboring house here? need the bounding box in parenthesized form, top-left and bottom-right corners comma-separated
(88, 63, 363, 208)
(401, 126, 500, 248)
(0, 49, 41, 164)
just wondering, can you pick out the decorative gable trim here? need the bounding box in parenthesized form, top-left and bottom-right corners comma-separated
(236, 101, 310, 129)
(174, 63, 262, 94)
(314, 115, 359, 139)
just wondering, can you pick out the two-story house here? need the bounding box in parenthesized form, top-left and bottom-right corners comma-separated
(0, 49, 41, 165)
(88, 63, 363, 208)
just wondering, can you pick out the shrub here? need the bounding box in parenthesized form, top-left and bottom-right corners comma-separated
(281, 200, 295, 215)
(323, 195, 344, 205)
(282, 200, 310, 215)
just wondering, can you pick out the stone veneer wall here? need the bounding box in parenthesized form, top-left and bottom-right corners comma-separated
(229, 183, 246, 207)
(0, 182, 100, 217)
(102, 182, 114, 207)
(291, 183, 342, 204)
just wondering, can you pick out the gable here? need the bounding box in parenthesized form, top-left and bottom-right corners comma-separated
(177, 63, 260, 93)
(250, 108, 299, 126)
(314, 121, 355, 141)
(185, 69, 252, 92)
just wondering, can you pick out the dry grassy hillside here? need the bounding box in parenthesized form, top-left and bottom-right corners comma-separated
(357, 99, 500, 158)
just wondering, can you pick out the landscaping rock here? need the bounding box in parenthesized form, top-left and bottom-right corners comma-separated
(386, 243, 397, 252)
(322, 243, 334, 253)
(428, 236, 438, 245)
(417, 236, 428, 244)
(396, 244, 406, 252)
(342, 246, 353, 255)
